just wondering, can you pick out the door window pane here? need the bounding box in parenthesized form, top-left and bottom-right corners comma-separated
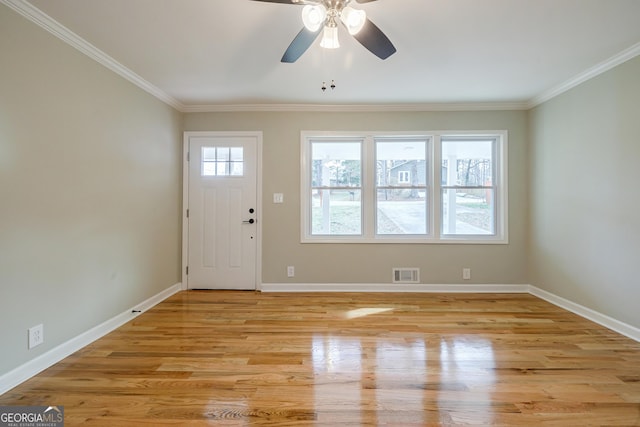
(202, 147, 244, 177)
(230, 147, 244, 176)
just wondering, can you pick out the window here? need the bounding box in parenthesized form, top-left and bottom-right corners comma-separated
(310, 140, 362, 235)
(301, 131, 507, 243)
(202, 146, 244, 176)
(376, 138, 428, 236)
(441, 138, 496, 237)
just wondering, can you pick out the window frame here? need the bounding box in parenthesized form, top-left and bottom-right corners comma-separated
(301, 131, 508, 244)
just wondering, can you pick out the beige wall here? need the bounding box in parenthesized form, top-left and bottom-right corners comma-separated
(0, 5, 183, 374)
(529, 56, 640, 328)
(185, 110, 529, 285)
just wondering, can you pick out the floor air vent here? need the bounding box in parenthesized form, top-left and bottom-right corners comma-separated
(392, 268, 420, 284)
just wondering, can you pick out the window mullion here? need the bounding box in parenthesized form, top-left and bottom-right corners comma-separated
(363, 135, 375, 238)
(432, 135, 441, 239)
(301, 135, 311, 241)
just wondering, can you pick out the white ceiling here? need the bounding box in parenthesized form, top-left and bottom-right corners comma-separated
(14, 0, 640, 110)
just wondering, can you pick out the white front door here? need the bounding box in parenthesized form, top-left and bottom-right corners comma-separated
(184, 132, 260, 290)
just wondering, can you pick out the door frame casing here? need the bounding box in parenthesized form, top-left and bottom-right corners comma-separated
(182, 131, 263, 290)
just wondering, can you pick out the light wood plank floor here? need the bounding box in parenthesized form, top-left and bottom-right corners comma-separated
(1, 291, 639, 426)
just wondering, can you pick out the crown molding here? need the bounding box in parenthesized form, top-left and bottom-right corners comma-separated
(181, 101, 529, 113)
(527, 41, 640, 109)
(1, 0, 185, 111)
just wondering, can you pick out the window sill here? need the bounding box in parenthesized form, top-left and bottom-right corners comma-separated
(301, 236, 509, 244)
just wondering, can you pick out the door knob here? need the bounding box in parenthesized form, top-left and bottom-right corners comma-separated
(243, 219, 255, 224)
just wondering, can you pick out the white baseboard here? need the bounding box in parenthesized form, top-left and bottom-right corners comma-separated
(261, 283, 530, 293)
(0, 283, 182, 396)
(528, 285, 640, 342)
(262, 283, 639, 342)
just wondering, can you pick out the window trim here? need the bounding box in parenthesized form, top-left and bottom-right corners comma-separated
(301, 131, 508, 244)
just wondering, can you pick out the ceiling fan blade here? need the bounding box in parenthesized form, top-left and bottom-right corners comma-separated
(281, 27, 321, 63)
(355, 0, 379, 3)
(352, 17, 396, 60)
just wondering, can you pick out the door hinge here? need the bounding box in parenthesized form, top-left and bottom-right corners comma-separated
(186, 209, 189, 218)
(186, 151, 190, 161)
(186, 266, 189, 275)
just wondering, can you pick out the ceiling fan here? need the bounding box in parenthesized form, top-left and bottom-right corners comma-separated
(250, 0, 396, 63)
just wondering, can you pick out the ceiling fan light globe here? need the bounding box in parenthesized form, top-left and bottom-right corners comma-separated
(320, 25, 340, 49)
(302, 4, 327, 32)
(340, 6, 366, 35)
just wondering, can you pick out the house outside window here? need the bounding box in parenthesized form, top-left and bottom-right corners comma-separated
(301, 131, 508, 244)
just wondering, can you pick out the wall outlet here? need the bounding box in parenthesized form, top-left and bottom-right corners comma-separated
(28, 324, 44, 349)
(287, 266, 295, 278)
(462, 268, 471, 280)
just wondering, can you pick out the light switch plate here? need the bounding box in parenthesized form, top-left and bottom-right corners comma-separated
(273, 193, 284, 204)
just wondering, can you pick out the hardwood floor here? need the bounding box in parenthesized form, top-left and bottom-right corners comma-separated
(1, 291, 639, 426)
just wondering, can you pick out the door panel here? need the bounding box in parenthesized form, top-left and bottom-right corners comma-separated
(186, 133, 258, 290)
